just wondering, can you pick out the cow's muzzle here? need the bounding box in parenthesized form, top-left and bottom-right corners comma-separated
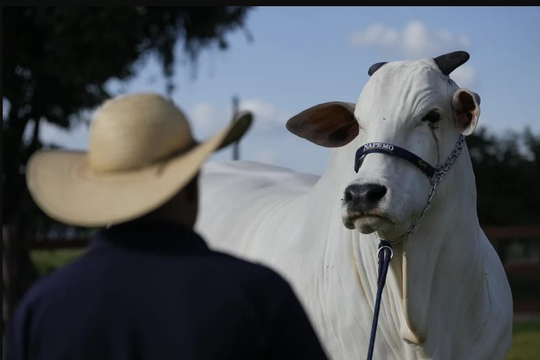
(343, 183, 387, 214)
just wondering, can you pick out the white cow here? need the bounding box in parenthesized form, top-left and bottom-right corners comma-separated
(195, 51, 513, 360)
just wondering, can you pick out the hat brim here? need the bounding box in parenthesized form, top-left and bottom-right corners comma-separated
(26, 113, 253, 227)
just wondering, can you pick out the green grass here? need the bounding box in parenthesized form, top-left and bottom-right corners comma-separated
(506, 322, 540, 360)
(30, 248, 87, 276)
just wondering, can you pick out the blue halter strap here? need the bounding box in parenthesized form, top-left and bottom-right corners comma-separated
(354, 142, 436, 178)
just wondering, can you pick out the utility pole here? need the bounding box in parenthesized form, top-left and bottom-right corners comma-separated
(231, 95, 240, 160)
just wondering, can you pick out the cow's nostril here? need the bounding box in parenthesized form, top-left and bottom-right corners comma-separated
(366, 185, 387, 203)
(344, 188, 354, 203)
(343, 183, 387, 206)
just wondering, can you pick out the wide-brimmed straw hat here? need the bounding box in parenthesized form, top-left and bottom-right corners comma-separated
(26, 92, 252, 227)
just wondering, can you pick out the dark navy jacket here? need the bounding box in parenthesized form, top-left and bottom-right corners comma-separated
(5, 221, 329, 360)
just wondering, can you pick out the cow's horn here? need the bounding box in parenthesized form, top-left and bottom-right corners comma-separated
(433, 51, 470, 76)
(368, 62, 387, 76)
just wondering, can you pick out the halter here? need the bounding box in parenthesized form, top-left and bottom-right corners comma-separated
(354, 134, 466, 244)
(355, 134, 466, 360)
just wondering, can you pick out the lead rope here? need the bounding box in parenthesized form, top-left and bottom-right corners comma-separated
(362, 135, 465, 359)
(366, 241, 393, 360)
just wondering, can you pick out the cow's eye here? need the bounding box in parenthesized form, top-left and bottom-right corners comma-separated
(422, 110, 441, 123)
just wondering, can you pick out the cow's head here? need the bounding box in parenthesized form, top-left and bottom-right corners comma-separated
(286, 51, 480, 238)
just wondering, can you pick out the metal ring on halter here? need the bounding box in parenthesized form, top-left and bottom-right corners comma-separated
(377, 245, 393, 260)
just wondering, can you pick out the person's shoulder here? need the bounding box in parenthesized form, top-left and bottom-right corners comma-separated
(209, 251, 292, 291)
(209, 250, 281, 276)
(18, 249, 93, 306)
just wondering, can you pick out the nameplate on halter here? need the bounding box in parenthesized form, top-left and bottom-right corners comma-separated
(355, 142, 437, 178)
(363, 143, 394, 152)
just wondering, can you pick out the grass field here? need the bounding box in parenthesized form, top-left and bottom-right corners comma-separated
(30, 249, 540, 359)
(30, 249, 86, 275)
(30, 248, 87, 276)
(506, 322, 540, 360)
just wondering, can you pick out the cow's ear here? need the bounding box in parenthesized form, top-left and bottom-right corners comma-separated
(286, 102, 358, 147)
(453, 89, 480, 136)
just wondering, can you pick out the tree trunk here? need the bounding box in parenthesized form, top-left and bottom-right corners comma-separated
(3, 191, 40, 328)
(3, 223, 19, 326)
(3, 114, 42, 327)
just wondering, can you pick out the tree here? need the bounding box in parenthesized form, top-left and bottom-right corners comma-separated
(3, 6, 253, 324)
(467, 126, 540, 225)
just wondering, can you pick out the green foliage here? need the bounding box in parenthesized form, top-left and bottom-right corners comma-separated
(506, 322, 540, 360)
(507, 273, 540, 302)
(3, 6, 253, 225)
(4, 7, 252, 129)
(467, 127, 540, 225)
(2, 7, 253, 321)
(30, 249, 87, 276)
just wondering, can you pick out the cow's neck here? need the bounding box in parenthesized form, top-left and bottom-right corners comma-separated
(321, 145, 488, 356)
(392, 149, 485, 345)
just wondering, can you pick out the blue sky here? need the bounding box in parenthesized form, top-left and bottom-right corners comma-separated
(30, 6, 540, 176)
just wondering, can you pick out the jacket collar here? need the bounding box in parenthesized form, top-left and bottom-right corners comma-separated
(91, 220, 210, 255)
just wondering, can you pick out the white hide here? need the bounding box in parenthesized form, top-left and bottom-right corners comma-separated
(195, 56, 513, 360)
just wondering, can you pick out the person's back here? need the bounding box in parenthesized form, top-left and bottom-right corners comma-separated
(5, 93, 329, 360)
(7, 222, 327, 360)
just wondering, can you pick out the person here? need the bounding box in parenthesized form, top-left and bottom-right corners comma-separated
(5, 93, 329, 360)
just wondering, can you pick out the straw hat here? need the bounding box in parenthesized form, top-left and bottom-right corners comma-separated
(26, 92, 253, 227)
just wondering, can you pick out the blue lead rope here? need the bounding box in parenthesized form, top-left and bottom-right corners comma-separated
(366, 240, 393, 360)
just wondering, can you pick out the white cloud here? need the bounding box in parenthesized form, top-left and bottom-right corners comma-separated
(350, 23, 399, 49)
(190, 102, 217, 132)
(187, 99, 291, 139)
(350, 21, 470, 58)
(402, 21, 432, 57)
(449, 65, 476, 88)
(185, 99, 292, 143)
(241, 99, 275, 121)
(240, 98, 290, 129)
(350, 21, 476, 87)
